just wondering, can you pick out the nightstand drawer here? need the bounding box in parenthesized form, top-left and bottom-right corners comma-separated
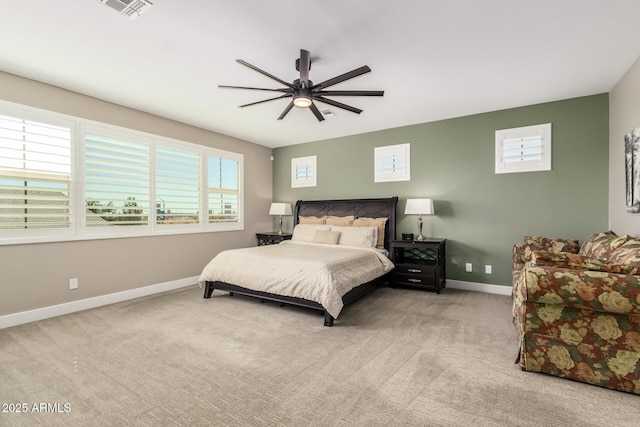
(395, 264, 435, 276)
(394, 275, 434, 287)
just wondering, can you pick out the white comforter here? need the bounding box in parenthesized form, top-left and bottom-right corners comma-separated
(198, 240, 394, 318)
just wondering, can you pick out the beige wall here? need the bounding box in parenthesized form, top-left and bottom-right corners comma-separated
(0, 71, 273, 316)
(610, 57, 640, 237)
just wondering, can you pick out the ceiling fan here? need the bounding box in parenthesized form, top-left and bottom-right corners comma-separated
(219, 49, 384, 121)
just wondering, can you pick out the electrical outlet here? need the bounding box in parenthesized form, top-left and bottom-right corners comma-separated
(69, 278, 78, 290)
(485, 265, 492, 274)
(465, 263, 472, 272)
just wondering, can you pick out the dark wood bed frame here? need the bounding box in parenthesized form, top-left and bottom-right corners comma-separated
(203, 196, 398, 326)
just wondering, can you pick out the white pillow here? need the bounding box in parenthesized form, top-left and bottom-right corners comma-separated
(292, 224, 331, 242)
(331, 226, 377, 248)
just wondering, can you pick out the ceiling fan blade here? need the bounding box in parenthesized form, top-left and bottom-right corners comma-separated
(315, 90, 384, 97)
(311, 65, 372, 90)
(309, 102, 325, 122)
(218, 85, 293, 93)
(239, 94, 292, 108)
(277, 101, 295, 120)
(312, 96, 363, 114)
(298, 49, 311, 88)
(236, 59, 295, 89)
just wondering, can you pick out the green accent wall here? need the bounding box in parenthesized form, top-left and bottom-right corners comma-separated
(272, 94, 609, 287)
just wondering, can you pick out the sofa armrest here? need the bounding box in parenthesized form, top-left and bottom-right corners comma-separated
(530, 251, 638, 275)
(512, 236, 580, 272)
(513, 242, 527, 271)
(520, 266, 640, 314)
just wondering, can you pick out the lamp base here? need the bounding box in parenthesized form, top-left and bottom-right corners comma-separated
(416, 216, 425, 240)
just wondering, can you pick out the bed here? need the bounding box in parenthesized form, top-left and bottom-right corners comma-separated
(199, 196, 398, 326)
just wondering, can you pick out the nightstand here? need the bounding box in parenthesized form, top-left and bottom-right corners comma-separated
(389, 239, 446, 293)
(256, 232, 292, 246)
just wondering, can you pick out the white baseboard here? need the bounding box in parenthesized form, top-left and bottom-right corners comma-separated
(1, 277, 510, 330)
(0, 276, 199, 330)
(446, 279, 512, 296)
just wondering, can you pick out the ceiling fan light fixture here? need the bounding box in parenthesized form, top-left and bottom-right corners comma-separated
(293, 96, 312, 108)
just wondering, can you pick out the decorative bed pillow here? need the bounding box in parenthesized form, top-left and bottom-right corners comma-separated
(332, 226, 377, 248)
(298, 215, 326, 224)
(312, 230, 341, 245)
(325, 215, 355, 226)
(353, 217, 388, 249)
(292, 224, 331, 242)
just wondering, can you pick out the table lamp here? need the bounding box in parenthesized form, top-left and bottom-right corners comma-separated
(269, 203, 292, 234)
(404, 198, 434, 240)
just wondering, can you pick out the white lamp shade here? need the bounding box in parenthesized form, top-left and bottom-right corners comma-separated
(269, 203, 292, 216)
(404, 198, 434, 215)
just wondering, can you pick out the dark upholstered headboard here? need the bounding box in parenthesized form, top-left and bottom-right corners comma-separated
(293, 197, 398, 251)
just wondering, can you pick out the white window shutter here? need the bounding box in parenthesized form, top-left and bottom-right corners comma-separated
(375, 143, 410, 182)
(291, 156, 317, 188)
(156, 145, 200, 225)
(0, 114, 72, 229)
(0, 100, 245, 245)
(84, 130, 150, 227)
(208, 155, 240, 223)
(496, 123, 552, 174)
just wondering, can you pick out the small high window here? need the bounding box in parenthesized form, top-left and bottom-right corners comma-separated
(495, 123, 552, 174)
(375, 143, 410, 183)
(291, 155, 317, 188)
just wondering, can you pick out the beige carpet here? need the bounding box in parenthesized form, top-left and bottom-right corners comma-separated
(1, 285, 638, 426)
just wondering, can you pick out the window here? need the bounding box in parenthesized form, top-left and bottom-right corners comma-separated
(208, 155, 240, 223)
(0, 113, 73, 235)
(374, 143, 410, 182)
(0, 100, 244, 245)
(495, 123, 552, 174)
(291, 155, 317, 188)
(156, 145, 200, 225)
(84, 129, 150, 228)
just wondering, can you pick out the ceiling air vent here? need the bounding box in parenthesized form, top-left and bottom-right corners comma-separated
(95, 0, 153, 19)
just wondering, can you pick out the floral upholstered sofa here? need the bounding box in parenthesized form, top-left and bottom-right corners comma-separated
(512, 231, 640, 394)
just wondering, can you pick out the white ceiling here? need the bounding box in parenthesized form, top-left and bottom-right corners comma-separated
(2, 1, 640, 148)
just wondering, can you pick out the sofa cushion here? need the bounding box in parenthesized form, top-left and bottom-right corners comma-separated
(579, 231, 631, 260)
(609, 239, 640, 270)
